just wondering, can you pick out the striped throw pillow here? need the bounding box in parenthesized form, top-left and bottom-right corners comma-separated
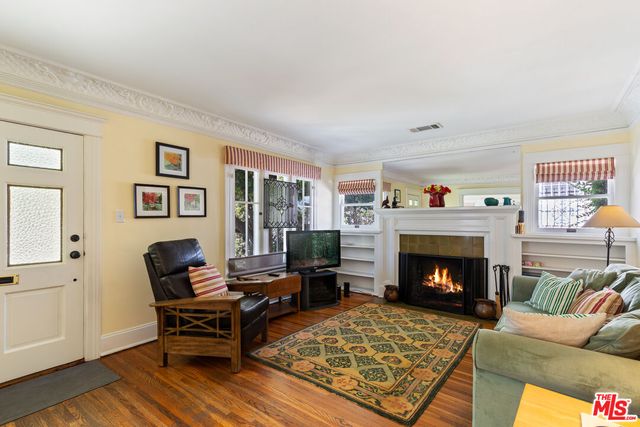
(526, 272, 584, 315)
(188, 264, 228, 297)
(569, 288, 624, 315)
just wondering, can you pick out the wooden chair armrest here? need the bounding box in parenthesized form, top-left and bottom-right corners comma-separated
(149, 292, 243, 308)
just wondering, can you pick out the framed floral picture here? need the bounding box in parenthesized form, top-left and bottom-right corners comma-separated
(156, 141, 189, 179)
(134, 184, 170, 218)
(177, 186, 206, 217)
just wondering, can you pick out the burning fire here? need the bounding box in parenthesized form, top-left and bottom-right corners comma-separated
(422, 265, 463, 294)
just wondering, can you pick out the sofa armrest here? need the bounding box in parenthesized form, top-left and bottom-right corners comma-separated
(473, 329, 640, 414)
(511, 276, 539, 302)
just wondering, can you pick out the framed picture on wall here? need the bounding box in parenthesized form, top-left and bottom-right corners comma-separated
(156, 141, 189, 179)
(134, 183, 170, 218)
(394, 189, 401, 202)
(177, 186, 206, 217)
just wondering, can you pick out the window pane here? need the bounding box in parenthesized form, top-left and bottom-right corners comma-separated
(343, 206, 375, 226)
(246, 203, 255, 255)
(296, 180, 303, 203)
(269, 228, 284, 252)
(345, 194, 374, 204)
(538, 197, 607, 228)
(247, 171, 255, 202)
(235, 169, 246, 202)
(538, 180, 608, 198)
(304, 181, 311, 205)
(8, 185, 62, 266)
(8, 142, 62, 170)
(234, 202, 246, 257)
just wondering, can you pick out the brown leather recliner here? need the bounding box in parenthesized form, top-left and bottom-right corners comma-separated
(143, 238, 269, 372)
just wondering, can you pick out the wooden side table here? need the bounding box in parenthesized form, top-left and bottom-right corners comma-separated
(514, 384, 640, 427)
(227, 273, 301, 320)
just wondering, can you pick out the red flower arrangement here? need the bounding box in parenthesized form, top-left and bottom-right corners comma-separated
(423, 184, 451, 195)
(423, 184, 451, 207)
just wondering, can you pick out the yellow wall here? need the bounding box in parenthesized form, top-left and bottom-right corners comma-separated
(0, 84, 331, 334)
(520, 128, 630, 153)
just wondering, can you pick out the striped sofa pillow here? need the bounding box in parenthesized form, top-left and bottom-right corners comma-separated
(526, 272, 584, 315)
(568, 288, 624, 315)
(188, 264, 229, 297)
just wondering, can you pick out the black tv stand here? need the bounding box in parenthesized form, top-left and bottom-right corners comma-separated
(298, 270, 338, 310)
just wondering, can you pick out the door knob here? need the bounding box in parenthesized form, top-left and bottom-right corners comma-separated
(70, 251, 81, 259)
(70, 234, 80, 242)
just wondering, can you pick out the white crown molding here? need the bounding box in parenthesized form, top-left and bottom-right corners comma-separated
(0, 46, 634, 167)
(0, 46, 319, 162)
(333, 112, 629, 165)
(616, 64, 640, 126)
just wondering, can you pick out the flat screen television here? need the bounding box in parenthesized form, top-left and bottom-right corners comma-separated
(286, 230, 341, 272)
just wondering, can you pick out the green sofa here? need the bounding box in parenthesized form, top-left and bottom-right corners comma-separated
(472, 266, 640, 427)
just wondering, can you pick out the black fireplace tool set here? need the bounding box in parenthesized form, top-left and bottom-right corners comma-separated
(493, 264, 511, 316)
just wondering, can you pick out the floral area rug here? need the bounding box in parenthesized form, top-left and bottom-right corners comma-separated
(249, 303, 479, 425)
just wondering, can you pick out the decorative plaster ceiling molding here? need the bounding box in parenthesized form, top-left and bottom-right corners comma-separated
(433, 174, 521, 186)
(0, 46, 319, 162)
(334, 112, 629, 165)
(616, 65, 640, 126)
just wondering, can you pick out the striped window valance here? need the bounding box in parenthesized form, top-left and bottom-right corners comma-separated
(535, 157, 615, 183)
(225, 146, 321, 180)
(338, 179, 376, 195)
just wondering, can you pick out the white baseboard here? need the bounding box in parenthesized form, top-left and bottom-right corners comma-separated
(100, 321, 157, 356)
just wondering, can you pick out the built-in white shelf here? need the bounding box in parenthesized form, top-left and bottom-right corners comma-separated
(521, 252, 626, 263)
(341, 244, 375, 249)
(337, 232, 378, 293)
(516, 233, 636, 277)
(331, 268, 375, 278)
(340, 256, 375, 262)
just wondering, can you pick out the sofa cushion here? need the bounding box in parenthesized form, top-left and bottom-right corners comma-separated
(148, 238, 206, 277)
(609, 271, 640, 293)
(500, 308, 606, 347)
(568, 288, 624, 315)
(526, 272, 584, 315)
(188, 264, 228, 297)
(620, 279, 640, 312)
(494, 302, 549, 331)
(584, 309, 640, 359)
(568, 268, 617, 291)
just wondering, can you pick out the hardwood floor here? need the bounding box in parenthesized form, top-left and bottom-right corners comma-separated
(6, 294, 493, 427)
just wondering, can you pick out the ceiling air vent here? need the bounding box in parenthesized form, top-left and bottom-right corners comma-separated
(409, 123, 443, 133)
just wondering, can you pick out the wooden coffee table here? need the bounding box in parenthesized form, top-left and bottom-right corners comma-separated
(227, 273, 301, 320)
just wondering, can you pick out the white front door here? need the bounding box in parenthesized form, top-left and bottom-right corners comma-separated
(0, 121, 84, 383)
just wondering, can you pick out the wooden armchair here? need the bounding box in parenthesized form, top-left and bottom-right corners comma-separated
(144, 239, 269, 373)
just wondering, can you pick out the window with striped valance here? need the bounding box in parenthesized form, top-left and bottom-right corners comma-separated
(224, 146, 321, 180)
(535, 157, 615, 183)
(338, 179, 376, 195)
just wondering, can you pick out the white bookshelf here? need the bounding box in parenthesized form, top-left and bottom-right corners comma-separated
(334, 232, 378, 294)
(514, 233, 636, 277)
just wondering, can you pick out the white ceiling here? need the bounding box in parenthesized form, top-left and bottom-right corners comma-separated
(383, 146, 521, 186)
(0, 1, 639, 162)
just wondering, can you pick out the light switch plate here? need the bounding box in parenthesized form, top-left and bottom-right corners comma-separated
(115, 209, 125, 223)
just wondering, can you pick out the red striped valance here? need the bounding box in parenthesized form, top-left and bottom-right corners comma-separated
(225, 146, 321, 180)
(535, 157, 615, 183)
(338, 179, 376, 195)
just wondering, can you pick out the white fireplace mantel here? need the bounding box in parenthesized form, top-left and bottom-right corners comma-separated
(374, 206, 520, 297)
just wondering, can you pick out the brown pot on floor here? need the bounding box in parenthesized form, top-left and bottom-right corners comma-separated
(473, 298, 497, 319)
(384, 284, 400, 302)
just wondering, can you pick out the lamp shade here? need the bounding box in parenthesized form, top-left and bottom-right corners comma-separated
(582, 205, 640, 228)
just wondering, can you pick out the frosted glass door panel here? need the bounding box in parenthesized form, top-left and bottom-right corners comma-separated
(8, 141, 62, 170)
(8, 185, 62, 266)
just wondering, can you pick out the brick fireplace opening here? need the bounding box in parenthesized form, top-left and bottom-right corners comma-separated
(399, 253, 487, 314)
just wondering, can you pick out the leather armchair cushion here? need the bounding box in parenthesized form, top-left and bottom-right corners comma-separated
(148, 238, 206, 277)
(240, 295, 270, 326)
(159, 272, 197, 300)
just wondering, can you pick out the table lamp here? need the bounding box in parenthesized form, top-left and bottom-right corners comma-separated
(582, 205, 640, 265)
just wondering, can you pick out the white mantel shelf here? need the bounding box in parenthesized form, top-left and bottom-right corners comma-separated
(376, 206, 520, 216)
